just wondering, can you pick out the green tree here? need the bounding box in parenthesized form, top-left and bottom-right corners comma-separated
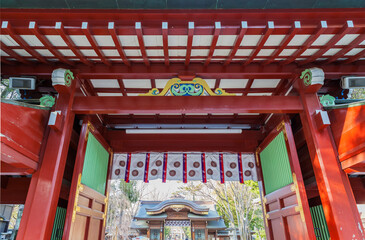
(1, 79, 20, 99)
(164, 226, 171, 238)
(350, 88, 365, 99)
(174, 180, 266, 240)
(119, 180, 139, 203)
(107, 180, 146, 239)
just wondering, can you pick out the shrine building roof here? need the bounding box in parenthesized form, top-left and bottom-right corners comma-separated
(134, 199, 222, 220)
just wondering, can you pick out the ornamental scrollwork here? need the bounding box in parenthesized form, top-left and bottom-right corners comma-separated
(140, 77, 235, 96)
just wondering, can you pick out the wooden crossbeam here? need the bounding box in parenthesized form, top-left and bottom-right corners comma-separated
(72, 96, 303, 114)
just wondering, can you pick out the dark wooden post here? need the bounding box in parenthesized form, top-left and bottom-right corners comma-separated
(17, 69, 76, 240)
(296, 68, 364, 239)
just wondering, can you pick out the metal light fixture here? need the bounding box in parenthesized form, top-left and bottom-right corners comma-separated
(125, 129, 243, 134)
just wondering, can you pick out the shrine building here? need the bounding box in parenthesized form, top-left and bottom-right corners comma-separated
(131, 199, 233, 240)
(1, 1, 365, 240)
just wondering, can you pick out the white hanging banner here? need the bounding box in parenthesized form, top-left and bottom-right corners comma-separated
(148, 153, 164, 181)
(205, 153, 221, 181)
(166, 153, 184, 181)
(112, 152, 257, 183)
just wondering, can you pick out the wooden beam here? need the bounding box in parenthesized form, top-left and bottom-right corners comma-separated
(55, 22, 91, 66)
(326, 34, 365, 64)
(0, 43, 29, 64)
(282, 21, 327, 65)
(162, 22, 169, 66)
(205, 22, 221, 66)
(29, 21, 74, 65)
(1, 21, 48, 63)
(341, 151, 365, 170)
(300, 20, 355, 65)
(4, 62, 364, 80)
(185, 22, 194, 66)
(72, 96, 303, 114)
(244, 21, 274, 66)
(107, 130, 262, 153)
(81, 22, 110, 66)
(264, 21, 301, 65)
(108, 22, 130, 66)
(135, 22, 150, 66)
(224, 21, 247, 66)
(0, 177, 31, 204)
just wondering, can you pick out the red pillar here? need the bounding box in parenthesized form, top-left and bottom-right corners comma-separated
(17, 69, 76, 240)
(296, 68, 364, 239)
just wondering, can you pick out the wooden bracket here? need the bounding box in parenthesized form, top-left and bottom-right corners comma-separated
(314, 110, 331, 131)
(48, 111, 63, 131)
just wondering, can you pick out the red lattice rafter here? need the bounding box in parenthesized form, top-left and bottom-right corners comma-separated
(108, 22, 130, 67)
(243, 79, 254, 96)
(224, 21, 247, 66)
(344, 48, 365, 64)
(300, 20, 355, 65)
(205, 22, 221, 66)
(264, 21, 301, 65)
(81, 22, 110, 66)
(1, 21, 47, 63)
(185, 22, 195, 66)
(29, 21, 74, 65)
(1, 43, 28, 64)
(282, 21, 328, 65)
(244, 21, 274, 66)
(162, 22, 169, 66)
(135, 22, 150, 66)
(55, 22, 91, 66)
(325, 34, 365, 63)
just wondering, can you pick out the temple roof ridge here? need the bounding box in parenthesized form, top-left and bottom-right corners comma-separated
(145, 198, 210, 214)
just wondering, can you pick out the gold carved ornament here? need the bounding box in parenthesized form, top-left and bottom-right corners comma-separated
(291, 173, 305, 223)
(85, 122, 95, 142)
(72, 173, 84, 222)
(261, 193, 269, 227)
(255, 147, 261, 167)
(103, 192, 109, 227)
(139, 77, 235, 96)
(276, 120, 288, 140)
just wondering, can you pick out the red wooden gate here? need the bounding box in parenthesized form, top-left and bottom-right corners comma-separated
(63, 121, 113, 240)
(256, 119, 316, 240)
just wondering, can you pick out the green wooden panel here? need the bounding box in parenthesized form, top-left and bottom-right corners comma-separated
(51, 207, 66, 240)
(81, 133, 110, 194)
(260, 131, 293, 194)
(310, 205, 330, 240)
